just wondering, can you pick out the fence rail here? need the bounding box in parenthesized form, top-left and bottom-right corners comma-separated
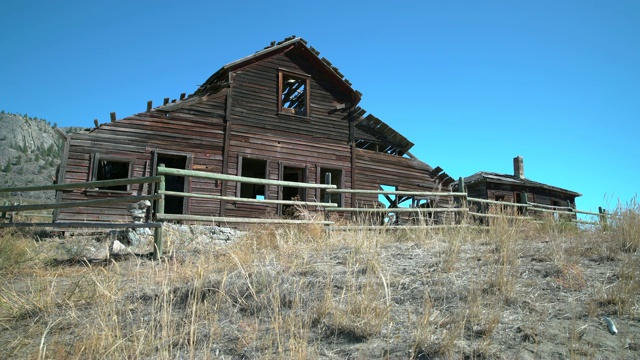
(1, 168, 616, 261)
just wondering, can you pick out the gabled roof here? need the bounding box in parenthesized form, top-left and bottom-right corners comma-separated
(193, 36, 415, 156)
(194, 36, 361, 104)
(464, 171, 582, 197)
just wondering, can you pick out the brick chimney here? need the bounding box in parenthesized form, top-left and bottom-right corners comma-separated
(513, 156, 524, 179)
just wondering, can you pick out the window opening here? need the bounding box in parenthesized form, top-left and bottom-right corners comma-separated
(282, 166, 304, 201)
(240, 158, 267, 199)
(320, 168, 342, 206)
(515, 192, 525, 214)
(282, 166, 305, 216)
(378, 184, 401, 225)
(156, 154, 188, 215)
(95, 158, 131, 191)
(279, 72, 309, 116)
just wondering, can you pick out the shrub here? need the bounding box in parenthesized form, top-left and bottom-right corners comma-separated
(0, 231, 33, 273)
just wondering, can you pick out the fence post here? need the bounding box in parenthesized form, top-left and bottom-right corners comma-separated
(153, 164, 166, 260)
(324, 172, 331, 220)
(1, 200, 6, 220)
(598, 206, 608, 229)
(457, 177, 466, 224)
(520, 192, 528, 217)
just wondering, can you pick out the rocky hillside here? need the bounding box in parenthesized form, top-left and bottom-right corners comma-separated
(0, 112, 85, 201)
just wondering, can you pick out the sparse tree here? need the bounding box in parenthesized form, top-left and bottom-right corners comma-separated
(3, 162, 12, 172)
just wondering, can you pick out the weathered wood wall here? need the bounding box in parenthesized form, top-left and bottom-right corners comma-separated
(55, 43, 450, 223)
(482, 182, 576, 207)
(222, 50, 354, 218)
(353, 149, 449, 207)
(228, 51, 352, 142)
(56, 93, 227, 222)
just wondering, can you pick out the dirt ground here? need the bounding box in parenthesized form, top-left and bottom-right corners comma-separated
(0, 221, 638, 359)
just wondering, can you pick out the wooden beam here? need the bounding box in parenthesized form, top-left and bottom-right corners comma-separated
(54, 127, 68, 140)
(180, 93, 186, 100)
(326, 207, 468, 213)
(163, 98, 169, 105)
(157, 167, 336, 189)
(325, 189, 466, 197)
(110, 112, 116, 122)
(0, 222, 162, 229)
(93, 119, 99, 128)
(0, 176, 162, 193)
(147, 100, 152, 111)
(157, 213, 333, 225)
(0, 195, 161, 213)
(161, 190, 337, 207)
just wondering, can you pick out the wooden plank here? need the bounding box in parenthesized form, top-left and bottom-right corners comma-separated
(157, 213, 333, 225)
(157, 167, 337, 189)
(161, 190, 337, 207)
(326, 207, 468, 213)
(467, 197, 530, 207)
(0, 222, 162, 229)
(0, 195, 161, 212)
(329, 225, 479, 231)
(0, 176, 162, 193)
(326, 189, 465, 197)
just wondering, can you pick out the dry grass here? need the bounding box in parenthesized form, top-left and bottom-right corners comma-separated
(1, 203, 639, 359)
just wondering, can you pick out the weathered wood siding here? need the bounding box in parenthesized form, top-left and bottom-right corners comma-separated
(484, 182, 576, 207)
(224, 129, 352, 218)
(229, 51, 351, 142)
(56, 93, 227, 222)
(354, 149, 446, 206)
(219, 50, 354, 218)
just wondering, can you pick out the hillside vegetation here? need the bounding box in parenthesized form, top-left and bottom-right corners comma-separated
(1, 206, 639, 359)
(0, 112, 85, 201)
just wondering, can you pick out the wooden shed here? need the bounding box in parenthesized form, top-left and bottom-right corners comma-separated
(54, 37, 453, 223)
(454, 156, 582, 214)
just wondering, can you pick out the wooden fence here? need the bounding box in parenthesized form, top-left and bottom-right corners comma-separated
(1, 169, 613, 260)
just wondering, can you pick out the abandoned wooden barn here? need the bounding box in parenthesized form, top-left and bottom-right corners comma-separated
(454, 156, 582, 217)
(53, 37, 454, 223)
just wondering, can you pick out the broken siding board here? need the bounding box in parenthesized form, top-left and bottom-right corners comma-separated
(354, 149, 446, 206)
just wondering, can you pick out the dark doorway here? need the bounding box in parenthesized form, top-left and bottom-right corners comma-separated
(282, 166, 305, 216)
(156, 153, 188, 214)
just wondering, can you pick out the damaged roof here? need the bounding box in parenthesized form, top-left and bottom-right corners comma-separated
(354, 113, 414, 155)
(463, 172, 582, 197)
(194, 36, 361, 104)
(193, 36, 415, 156)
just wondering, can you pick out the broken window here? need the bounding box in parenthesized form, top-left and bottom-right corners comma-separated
(279, 71, 310, 117)
(239, 157, 268, 199)
(320, 168, 342, 206)
(495, 195, 505, 202)
(92, 156, 132, 191)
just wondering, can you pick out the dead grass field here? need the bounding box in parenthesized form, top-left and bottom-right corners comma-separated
(1, 205, 639, 359)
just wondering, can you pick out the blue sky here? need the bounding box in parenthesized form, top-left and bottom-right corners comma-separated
(1, 0, 638, 215)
